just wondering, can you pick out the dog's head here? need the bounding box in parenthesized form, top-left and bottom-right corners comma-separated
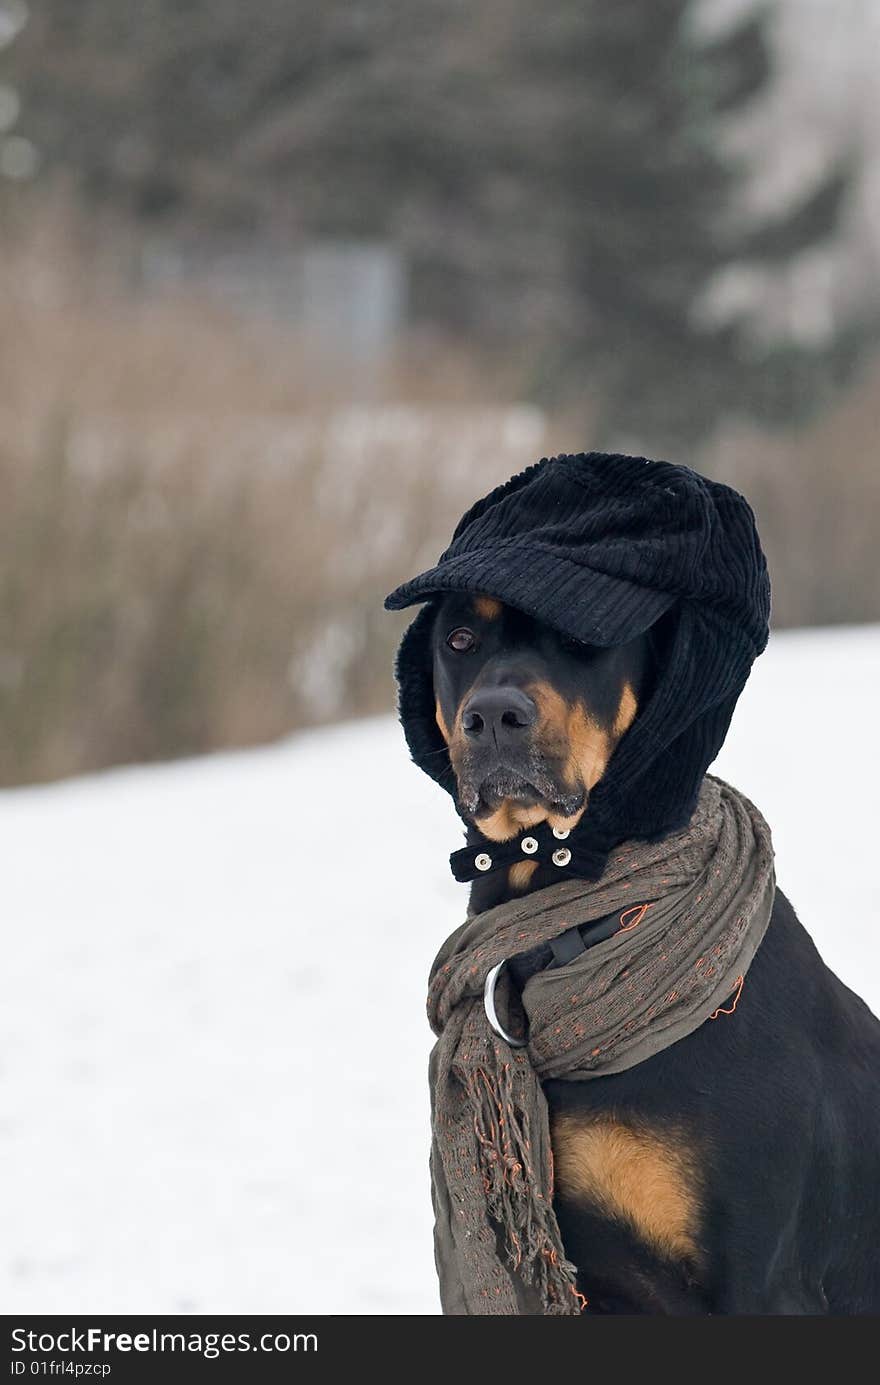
(432, 592, 660, 842)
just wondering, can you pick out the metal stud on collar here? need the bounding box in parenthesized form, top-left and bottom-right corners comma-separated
(552, 847, 572, 867)
(474, 852, 493, 872)
(521, 836, 538, 855)
(552, 827, 571, 840)
(483, 961, 528, 1048)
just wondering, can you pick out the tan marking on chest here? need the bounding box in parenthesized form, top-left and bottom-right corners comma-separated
(474, 595, 503, 620)
(551, 1113, 701, 1263)
(508, 860, 539, 892)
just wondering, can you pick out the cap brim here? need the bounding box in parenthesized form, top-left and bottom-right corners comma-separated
(385, 548, 676, 647)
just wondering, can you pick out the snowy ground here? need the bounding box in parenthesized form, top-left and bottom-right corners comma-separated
(1, 624, 878, 1315)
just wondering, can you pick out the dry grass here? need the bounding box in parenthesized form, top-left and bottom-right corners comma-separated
(0, 213, 550, 783)
(0, 409, 552, 785)
(705, 359, 880, 628)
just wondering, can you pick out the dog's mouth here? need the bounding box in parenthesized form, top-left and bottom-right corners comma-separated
(457, 760, 585, 823)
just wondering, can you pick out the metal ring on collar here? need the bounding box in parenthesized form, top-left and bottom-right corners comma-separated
(483, 961, 528, 1048)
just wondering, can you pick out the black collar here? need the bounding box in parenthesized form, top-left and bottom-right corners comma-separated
(451, 817, 587, 883)
(450, 802, 694, 887)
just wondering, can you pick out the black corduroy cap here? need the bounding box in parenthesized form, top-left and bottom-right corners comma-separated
(385, 452, 771, 875)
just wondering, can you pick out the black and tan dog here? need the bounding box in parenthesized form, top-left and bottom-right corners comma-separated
(430, 590, 880, 1314)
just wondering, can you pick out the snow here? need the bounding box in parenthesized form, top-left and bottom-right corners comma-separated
(1, 623, 878, 1315)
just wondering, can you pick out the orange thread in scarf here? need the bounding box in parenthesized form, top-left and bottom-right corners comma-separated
(710, 974, 744, 1019)
(619, 902, 652, 931)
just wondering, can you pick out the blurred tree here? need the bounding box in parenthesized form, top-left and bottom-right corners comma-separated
(4, 0, 865, 451)
(498, 1, 862, 448)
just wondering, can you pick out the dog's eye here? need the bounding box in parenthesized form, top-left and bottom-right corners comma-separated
(446, 627, 476, 653)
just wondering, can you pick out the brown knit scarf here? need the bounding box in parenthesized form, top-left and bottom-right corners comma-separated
(427, 775, 775, 1315)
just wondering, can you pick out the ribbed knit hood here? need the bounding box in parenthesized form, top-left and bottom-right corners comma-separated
(385, 452, 770, 876)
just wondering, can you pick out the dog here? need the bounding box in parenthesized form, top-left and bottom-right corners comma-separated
(429, 589, 880, 1314)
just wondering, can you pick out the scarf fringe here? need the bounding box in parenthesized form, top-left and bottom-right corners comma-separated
(463, 1049, 584, 1314)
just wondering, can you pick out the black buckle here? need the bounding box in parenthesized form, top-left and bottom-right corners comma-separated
(505, 909, 626, 993)
(549, 928, 589, 968)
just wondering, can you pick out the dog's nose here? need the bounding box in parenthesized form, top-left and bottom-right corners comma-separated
(461, 687, 538, 742)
